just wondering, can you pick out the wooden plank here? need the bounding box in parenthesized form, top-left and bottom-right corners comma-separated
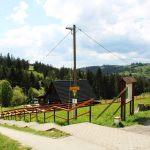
(69, 111, 89, 120)
(69, 99, 94, 111)
(55, 115, 67, 120)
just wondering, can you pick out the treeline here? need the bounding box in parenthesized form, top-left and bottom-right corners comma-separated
(33, 61, 150, 99)
(0, 54, 42, 94)
(0, 79, 44, 107)
(0, 53, 150, 104)
(87, 68, 150, 99)
(86, 69, 120, 99)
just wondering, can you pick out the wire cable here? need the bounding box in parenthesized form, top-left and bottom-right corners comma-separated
(40, 31, 71, 62)
(77, 27, 129, 65)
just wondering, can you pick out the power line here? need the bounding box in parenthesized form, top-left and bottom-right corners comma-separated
(77, 27, 129, 64)
(40, 31, 71, 62)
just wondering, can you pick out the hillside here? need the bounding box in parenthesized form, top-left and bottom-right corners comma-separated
(0, 53, 150, 102)
(80, 63, 150, 78)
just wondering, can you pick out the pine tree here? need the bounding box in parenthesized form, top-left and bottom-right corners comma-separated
(30, 72, 35, 87)
(95, 68, 103, 99)
(0, 80, 13, 107)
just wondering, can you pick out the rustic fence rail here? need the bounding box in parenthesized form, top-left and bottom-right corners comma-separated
(0, 99, 94, 125)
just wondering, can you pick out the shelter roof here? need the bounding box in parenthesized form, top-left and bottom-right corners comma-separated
(52, 79, 96, 104)
(122, 77, 136, 84)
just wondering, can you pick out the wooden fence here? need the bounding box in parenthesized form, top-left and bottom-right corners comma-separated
(0, 99, 94, 125)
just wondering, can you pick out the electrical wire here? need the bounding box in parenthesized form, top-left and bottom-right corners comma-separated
(77, 27, 129, 65)
(40, 31, 71, 62)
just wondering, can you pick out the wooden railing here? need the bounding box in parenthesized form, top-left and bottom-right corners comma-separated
(0, 99, 94, 125)
(96, 87, 127, 119)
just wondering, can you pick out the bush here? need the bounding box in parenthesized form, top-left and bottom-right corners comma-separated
(0, 80, 13, 107)
(11, 86, 27, 106)
(28, 87, 40, 98)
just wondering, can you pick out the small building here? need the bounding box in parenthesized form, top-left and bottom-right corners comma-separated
(120, 76, 137, 101)
(120, 76, 137, 120)
(37, 80, 96, 105)
(121, 76, 137, 85)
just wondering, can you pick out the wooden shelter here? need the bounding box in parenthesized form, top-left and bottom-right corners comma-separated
(120, 76, 136, 121)
(37, 80, 96, 105)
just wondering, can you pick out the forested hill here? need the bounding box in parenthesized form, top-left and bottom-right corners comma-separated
(80, 63, 150, 78)
(0, 53, 150, 106)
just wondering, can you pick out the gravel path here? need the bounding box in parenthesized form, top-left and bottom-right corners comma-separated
(62, 122, 150, 150)
(0, 126, 103, 150)
(122, 125, 150, 136)
(0, 120, 150, 150)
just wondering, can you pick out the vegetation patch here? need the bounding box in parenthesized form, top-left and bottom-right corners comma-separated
(18, 97, 149, 127)
(0, 133, 31, 150)
(0, 124, 70, 138)
(1, 97, 150, 128)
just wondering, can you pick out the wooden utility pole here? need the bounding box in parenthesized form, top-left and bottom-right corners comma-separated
(66, 25, 78, 119)
(73, 25, 77, 86)
(66, 25, 77, 86)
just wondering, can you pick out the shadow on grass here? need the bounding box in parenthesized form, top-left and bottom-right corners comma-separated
(133, 117, 150, 125)
(112, 122, 125, 128)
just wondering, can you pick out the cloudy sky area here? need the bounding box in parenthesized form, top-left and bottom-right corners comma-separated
(0, 0, 150, 68)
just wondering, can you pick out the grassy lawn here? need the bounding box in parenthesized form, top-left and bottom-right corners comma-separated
(29, 97, 150, 127)
(1, 97, 150, 128)
(0, 133, 31, 150)
(0, 124, 70, 139)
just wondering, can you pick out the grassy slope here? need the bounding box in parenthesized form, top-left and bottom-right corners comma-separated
(28, 65, 44, 79)
(8, 97, 150, 127)
(0, 133, 31, 150)
(0, 124, 69, 138)
(121, 64, 150, 78)
(82, 63, 150, 78)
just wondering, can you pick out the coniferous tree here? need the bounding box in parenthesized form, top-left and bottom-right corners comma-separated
(0, 80, 13, 107)
(95, 68, 103, 99)
(30, 72, 35, 87)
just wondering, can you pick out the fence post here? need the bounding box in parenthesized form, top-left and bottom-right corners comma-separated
(67, 111, 69, 125)
(36, 109, 38, 122)
(44, 112, 46, 123)
(54, 108, 55, 123)
(121, 82, 126, 121)
(30, 113, 31, 122)
(75, 108, 77, 120)
(15, 112, 16, 120)
(19, 113, 21, 120)
(23, 111, 25, 121)
(132, 83, 135, 115)
(89, 104, 92, 122)
(124, 100, 126, 121)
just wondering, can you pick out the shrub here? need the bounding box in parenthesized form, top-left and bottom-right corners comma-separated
(28, 87, 40, 98)
(11, 86, 27, 106)
(0, 80, 13, 107)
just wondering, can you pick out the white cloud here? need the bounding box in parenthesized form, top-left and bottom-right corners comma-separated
(34, 0, 46, 5)
(36, 0, 150, 43)
(0, 24, 73, 67)
(8, 1, 29, 24)
(0, 23, 149, 68)
(1, 0, 150, 67)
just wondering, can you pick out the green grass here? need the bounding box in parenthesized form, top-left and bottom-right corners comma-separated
(2, 97, 150, 128)
(29, 65, 34, 71)
(26, 97, 150, 127)
(0, 133, 31, 150)
(2, 105, 23, 111)
(0, 124, 70, 139)
(119, 63, 150, 78)
(28, 65, 44, 79)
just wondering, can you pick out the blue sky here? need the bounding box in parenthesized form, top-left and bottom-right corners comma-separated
(0, 0, 150, 68)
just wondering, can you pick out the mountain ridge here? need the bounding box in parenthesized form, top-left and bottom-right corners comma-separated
(80, 63, 150, 78)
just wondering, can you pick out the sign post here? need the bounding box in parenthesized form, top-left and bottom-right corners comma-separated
(69, 86, 80, 119)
